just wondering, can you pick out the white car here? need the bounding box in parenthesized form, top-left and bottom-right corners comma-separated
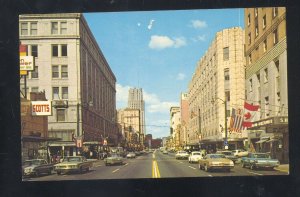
(175, 151, 189, 160)
(232, 149, 248, 157)
(188, 151, 203, 163)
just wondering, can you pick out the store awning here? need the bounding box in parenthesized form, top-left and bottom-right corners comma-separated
(48, 141, 76, 147)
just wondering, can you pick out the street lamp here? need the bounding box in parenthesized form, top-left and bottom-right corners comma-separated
(211, 97, 228, 150)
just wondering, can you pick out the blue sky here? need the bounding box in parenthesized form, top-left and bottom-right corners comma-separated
(84, 8, 244, 138)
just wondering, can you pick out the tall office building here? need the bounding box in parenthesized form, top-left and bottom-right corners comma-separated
(244, 7, 288, 163)
(127, 88, 146, 143)
(19, 13, 117, 157)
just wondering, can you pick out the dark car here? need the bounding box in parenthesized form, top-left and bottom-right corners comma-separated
(22, 159, 54, 177)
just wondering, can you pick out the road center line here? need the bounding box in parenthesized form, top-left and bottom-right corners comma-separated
(112, 169, 120, 173)
(188, 166, 196, 170)
(208, 174, 213, 177)
(247, 171, 263, 176)
(125, 163, 129, 166)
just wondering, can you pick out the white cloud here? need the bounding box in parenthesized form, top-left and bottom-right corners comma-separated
(148, 19, 155, 30)
(176, 73, 186, 80)
(191, 20, 207, 29)
(192, 34, 206, 42)
(149, 35, 187, 50)
(137, 22, 141, 27)
(116, 84, 131, 108)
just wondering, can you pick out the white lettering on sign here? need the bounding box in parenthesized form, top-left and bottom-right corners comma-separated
(20, 56, 34, 71)
(279, 117, 288, 123)
(31, 101, 52, 116)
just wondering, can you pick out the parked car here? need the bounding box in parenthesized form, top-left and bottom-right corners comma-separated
(126, 152, 136, 159)
(22, 159, 54, 177)
(241, 153, 280, 170)
(175, 151, 189, 160)
(104, 153, 125, 166)
(232, 149, 248, 157)
(54, 156, 92, 175)
(216, 150, 238, 163)
(188, 151, 203, 163)
(198, 154, 234, 172)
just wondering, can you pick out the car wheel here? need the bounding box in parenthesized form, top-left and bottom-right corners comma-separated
(241, 162, 245, 168)
(86, 167, 90, 172)
(35, 171, 40, 177)
(198, 164, 202, 170)
(57, 171, 61, 175)
(204, 165, 209, 172)
(250, 164, 256, 170)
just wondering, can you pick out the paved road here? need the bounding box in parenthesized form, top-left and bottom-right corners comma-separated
(23, 150, 288, 181)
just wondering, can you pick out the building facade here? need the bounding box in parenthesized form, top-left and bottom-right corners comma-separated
(19, 13, 117, 158)
(188, 27, 246, 151)
(127, 88, 145, 145)
(170, 106, 181, 150)
(244, 7, 288, 163)
(180, 93, 189, 148)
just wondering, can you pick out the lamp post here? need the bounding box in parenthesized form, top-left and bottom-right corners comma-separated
(212, 97, 228, 150)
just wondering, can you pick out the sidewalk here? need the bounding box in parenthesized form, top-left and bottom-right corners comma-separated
(274, 164, 289, 173)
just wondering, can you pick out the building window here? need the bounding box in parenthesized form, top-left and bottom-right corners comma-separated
(31, 87, 39, 93)
(224, 69, 230, 80)
(273, 29, 278, 45)
(31, 66, 38, 78)
(256, 73, 260, 84)
(57, 109, 65, 122)
(265, 96, 269, 117)
(225, 91, 230, 101)
(223, 47, 229, 61)
(52, 65, 59, 78)
(52, 87, 60, 100)
(61, 65, 68, 78)
(263, 39, 267, 53)
(254, 8, 258, 17)
(248, 33, 251, 45)
(264, 68, 268, 82)
(247, 14, 251, 26)
(273, 7, 278, 18)
(255, 26, 259, 37)
(21, 22, 28, 35)
(263, 15, 266, 29)
(249, 79, 253, 92)
(248, 54, 252, 65)
(61, 45, 67, 56)
(51, 22, 58, 34)
(30, 22, 37, 35)
(62, 87, 68, 99)
(31, 45, 38, 57)
(275, 60, 280, 73)
(52, 45, 58, 57)
(60, 22, 67, 34)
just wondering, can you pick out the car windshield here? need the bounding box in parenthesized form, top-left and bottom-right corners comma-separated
(222, 152, 232, 155)
(178, 151, 187, 154)
(63, 157, 82, 162)
(110, 154, 120, 157)
(193, 153, 201, 155)
(23, 160, 42, 165)
(209, 154, 226, 159)
(253, 154, 270, 158)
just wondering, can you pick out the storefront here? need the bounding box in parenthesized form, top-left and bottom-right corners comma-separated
(248, 116, 289, 163)
(48, 141, 76, 163)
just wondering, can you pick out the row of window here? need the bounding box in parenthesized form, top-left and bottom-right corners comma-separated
(20, 21, 67, 36)
(22, 44, 68, 57)
(247, 7, 278, 27)
(26, 65, 68, 79)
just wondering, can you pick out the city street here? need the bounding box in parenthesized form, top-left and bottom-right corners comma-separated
(23, 150, 288, 181)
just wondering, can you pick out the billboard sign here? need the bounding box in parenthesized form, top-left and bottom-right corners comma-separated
(20, 56, 34, 71)
(31, 101, 52, 116)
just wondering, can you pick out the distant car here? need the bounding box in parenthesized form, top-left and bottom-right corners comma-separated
(232, 149, 248, 157)
(22, 159, 54, 177)
(175, 151, 189, 160)
(188, 151, 203, 163)
(126, 152, 136, 159)
(216, 150, 238, 163)
(241, 153, 280, 170)
(104, 154, 125, 166)
(198, 154, 234, 172)
(163, 150, 168, 154)
(54, 156, 92, 175)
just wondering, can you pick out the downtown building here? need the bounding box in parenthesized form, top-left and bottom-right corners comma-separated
(19, 13, 118, 159)
(244, 7, 288, 163)
(127, 88, 146, 145)
(188, 27, 246, 151)
(170, 106, 181, 150)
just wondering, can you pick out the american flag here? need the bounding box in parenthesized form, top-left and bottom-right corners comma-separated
(229, 108, 244, 133)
